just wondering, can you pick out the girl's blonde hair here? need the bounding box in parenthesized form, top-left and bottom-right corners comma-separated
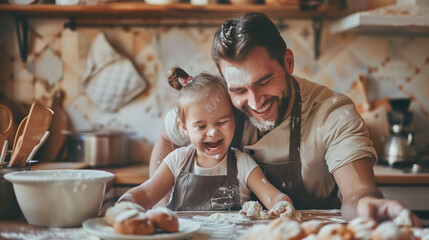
(167, 66, 230, 124)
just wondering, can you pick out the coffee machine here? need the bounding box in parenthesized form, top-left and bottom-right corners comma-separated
(381, 98, 418, 167)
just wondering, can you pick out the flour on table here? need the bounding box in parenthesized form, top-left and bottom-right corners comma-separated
(190, 214, 256, 240)
(192, 212, 251, 224)
(0, 228, 99, 240)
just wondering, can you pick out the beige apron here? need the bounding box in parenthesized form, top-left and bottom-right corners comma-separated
(167, 148, 242, 211)
(232, 77, 341, 209)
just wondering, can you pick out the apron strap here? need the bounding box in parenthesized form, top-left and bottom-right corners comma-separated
(231, 109, 246, 151)
(182, 148, 197, 173)
(289, 76, 302, 163)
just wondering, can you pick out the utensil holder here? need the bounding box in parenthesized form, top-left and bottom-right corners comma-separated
(0, 152, 31, 219)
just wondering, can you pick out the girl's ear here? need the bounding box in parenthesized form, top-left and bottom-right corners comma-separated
(179, 120, 189, 137)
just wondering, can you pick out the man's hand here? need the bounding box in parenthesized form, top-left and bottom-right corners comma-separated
(357, 196, 422, 228)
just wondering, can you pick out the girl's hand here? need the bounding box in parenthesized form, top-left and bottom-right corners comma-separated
(268, 201, 295, 218)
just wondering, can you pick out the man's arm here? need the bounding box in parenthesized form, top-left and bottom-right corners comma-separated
(149, 127, 177, 176)
(333, 157, 422, 227)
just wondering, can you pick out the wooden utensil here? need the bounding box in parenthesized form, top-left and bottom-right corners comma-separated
(9, 103, 54, 167)
(0, 105, 13, 164)
(26, 131, 50, 162)
(35, 90, 70, 162)
(355, 75, 391, 157)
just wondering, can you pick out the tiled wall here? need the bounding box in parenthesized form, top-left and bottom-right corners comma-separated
(0, 15, 428, 163)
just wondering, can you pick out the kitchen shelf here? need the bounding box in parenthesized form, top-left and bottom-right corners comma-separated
(0, 3, 350, 61)
(0, 3, 348, 19)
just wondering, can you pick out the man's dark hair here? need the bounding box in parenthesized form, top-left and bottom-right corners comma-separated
(211, 12, 287, 70)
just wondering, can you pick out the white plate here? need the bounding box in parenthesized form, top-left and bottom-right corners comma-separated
(82, 217, 201, 240)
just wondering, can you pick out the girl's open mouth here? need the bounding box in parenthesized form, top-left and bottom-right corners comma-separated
(205, 139, 223, 150)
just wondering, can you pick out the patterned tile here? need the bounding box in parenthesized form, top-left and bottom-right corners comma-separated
(348, 36, 389, 68)
(35, 48, 63, 86)
(0, 16, 428, 150)
(323, 49, 367, 93)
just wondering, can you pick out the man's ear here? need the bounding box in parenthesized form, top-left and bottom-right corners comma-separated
(179, 120, 189, 137)
(284, 49, 294, 75)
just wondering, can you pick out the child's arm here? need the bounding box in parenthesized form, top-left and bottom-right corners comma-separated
(246, 166, 294, 214)
(118, 161, 175, 209)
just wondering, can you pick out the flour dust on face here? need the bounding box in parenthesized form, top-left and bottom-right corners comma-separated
(222, 65, 253, 89)
(182, 91, 235, 167)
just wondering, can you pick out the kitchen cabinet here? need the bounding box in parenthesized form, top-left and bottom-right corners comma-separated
(0, 3, 351, 61)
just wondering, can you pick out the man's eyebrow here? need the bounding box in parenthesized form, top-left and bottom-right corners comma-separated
(255, 73, 273, 84)
(228, 86, 244, 92)
(228, 73, 273, 92)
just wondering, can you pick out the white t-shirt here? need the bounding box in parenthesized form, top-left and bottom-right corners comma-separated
(164, 76, 377, 199)
(163, 145, 259, 204)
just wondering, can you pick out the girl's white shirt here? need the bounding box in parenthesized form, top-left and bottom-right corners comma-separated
(163, 145, 259, 204)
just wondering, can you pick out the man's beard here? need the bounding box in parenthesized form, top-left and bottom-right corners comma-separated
(247, 96, 289, 132)
(245, 73, 292, 132)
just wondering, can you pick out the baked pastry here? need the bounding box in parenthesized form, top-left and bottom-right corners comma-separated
(317, 223, 353, 240)
(347, 216, 378, 239)
(146, 207, 179, 232)
(370, 221, 415, 240)
(105, 201, 146, 226)
(112, 210, 155, 235)
(301, 220, 326, 236)
(268, 217, 305, 240)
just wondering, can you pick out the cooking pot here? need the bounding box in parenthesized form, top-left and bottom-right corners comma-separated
(62, 130, 133, 166)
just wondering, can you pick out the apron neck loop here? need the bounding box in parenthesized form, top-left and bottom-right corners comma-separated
(289, 76, 302, 163)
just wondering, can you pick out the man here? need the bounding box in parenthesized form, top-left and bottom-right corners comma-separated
(150, 12, 421, 226)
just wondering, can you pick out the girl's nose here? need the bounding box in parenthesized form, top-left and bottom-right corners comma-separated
(206, 128, 217, 137)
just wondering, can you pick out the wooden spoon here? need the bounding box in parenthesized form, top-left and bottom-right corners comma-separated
(9, 102, 54, 167)
(0, 105, 13, 153)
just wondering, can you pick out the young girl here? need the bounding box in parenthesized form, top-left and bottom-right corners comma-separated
(118, 67, 293, 214)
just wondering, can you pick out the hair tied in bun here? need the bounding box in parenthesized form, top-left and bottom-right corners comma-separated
(179, 76, 193, 87)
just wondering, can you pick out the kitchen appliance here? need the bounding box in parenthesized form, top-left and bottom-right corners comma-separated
(381, 98, 418, 167)
(63, 130, 133, 167)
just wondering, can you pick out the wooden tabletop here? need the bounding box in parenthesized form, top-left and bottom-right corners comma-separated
(0, 210, 345, 240)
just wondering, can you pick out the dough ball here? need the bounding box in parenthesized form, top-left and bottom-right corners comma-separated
(240, 201, 268, 220)
(393, 209, 412, 227)
(269, 201, 295, 218)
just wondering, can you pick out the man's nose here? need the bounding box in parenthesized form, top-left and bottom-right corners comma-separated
(247, 89, 264, 110)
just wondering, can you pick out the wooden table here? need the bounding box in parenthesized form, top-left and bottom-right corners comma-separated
(0, 210, 345, 240)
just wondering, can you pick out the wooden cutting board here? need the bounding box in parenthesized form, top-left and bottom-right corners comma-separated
(35, 90, 70, 162)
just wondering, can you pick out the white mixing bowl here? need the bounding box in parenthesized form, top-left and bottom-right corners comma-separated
(5, 169, 114, 227)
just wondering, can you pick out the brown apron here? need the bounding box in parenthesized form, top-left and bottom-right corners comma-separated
(167, 148, 242, 211)
(232, 76, 341, 210)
